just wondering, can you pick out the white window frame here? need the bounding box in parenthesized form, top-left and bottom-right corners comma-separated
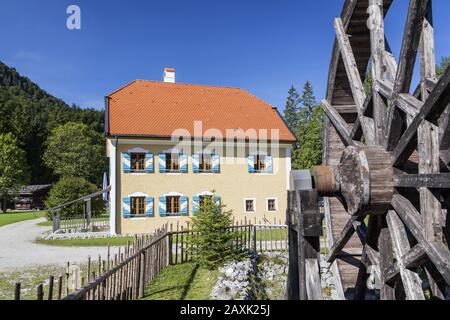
(266, 197, 278, 212)
(127, 192, 151, 220)
(244, 198, 256, 213)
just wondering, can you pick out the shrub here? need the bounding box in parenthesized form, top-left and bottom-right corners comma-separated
(45, 176, 105, 220)
(188, 197, 241, 270)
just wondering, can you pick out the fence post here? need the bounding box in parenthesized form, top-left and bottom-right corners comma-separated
(53, 214, 60, 232)
(36, 283, 44, 300)
(14, 282, 21, 300)
(253, 225, 257, 252)
(138, 251, 146, 299)
(86, 198, 92, 231)
(167, 233, 173, 265)
(48, 275, 54, 300)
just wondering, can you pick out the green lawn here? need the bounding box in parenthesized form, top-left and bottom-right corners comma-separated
(0, 211, 47, 228)
(35, 236, 135, 247)
(255, 228, 287, 241)
(143, 262, 219, 300)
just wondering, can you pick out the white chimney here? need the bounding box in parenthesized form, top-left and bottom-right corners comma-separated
(164, 67, 175, 83)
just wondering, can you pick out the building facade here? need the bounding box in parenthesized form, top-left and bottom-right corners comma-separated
(106, 69, 296, 235)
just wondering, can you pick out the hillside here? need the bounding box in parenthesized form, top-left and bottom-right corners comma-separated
(0, 61, 104, 184)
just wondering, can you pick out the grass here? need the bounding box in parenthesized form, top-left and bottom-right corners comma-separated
(255, 228, 287, 241)
(143, 262, 219, 300)
(0, 211, 47, 228)
(35, 236, 135, 247)
(0, 265, 66, 300)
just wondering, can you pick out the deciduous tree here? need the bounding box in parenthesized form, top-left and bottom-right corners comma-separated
(0, 133, 29, 212)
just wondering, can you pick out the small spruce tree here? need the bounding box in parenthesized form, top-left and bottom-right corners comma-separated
(188, 196, 241, 269)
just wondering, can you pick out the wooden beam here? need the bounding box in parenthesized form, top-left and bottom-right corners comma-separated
(351, 93, 373, 140)
(321, 100, 355, 147)
(384, 243, 427, 285)
(376, 80, 422, 116)
(369, 0, 388, 146)
(305, 259, 323, 300)
(419, 14, 444, 295)
(392, 194, 450, 284)
(394, 173, 450, 188)
(386, 211, 425, 300)
(327, 217, 357, 264)
(385, 0, 430, 151)
(334, 17, 366, 111)
(334, 17, 375, 145)
(392, 65, 450, 166)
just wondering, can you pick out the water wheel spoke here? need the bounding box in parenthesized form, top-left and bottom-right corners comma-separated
(392, 65, 450, 166)
(392, 194, 450, 284)
(321, 100, 357, 147)
(394, 173, 450, 188)
(386, 0, 430, 151)
(386, 211, 425, 300)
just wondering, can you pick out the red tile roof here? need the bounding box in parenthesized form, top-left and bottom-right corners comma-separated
(107, 80, 296, 143)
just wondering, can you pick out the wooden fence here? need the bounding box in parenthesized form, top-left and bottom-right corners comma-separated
(14, 221, 287, 300)
(169, 221, 288, 265)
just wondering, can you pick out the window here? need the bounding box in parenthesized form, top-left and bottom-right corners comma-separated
(254, 155, 266, 172)
(267, 198, 277, 212)
(245, 199, 255, 213)
(166, 153, 179, 172)
(166, 196, 180, 214)
(130, 197, 146, 215)
(199, 154, 212, 173)
(130, 153, 146, 172)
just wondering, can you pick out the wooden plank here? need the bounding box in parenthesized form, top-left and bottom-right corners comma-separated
(369, 0, 388, 146)
(386, 211, 425, 300)
(321, 100, 355, 147)
(384, 243, 427, 284)
(334, 17, 375, 145)
(305, 259, 323, 300)
(376, 80, 421, 116)
(394, 173, 450, 188)
(392, 194, 450, 284)
(334, 17, 366, 109)
(392, 66, 450, 166)
(378, 228, 395, 300)
(327, 217, 363, 264)
(385, 0, 430, 151)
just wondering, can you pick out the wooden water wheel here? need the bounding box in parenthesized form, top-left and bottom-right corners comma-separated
(319, 0, 450, 300)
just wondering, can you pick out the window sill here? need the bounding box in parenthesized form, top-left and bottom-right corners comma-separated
(124, 216, 153, 220)
(161, 214, 188, 218)
(245, 211, 256, 214)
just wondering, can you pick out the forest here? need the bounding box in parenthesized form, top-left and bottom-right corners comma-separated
(0, 61, 105, 186)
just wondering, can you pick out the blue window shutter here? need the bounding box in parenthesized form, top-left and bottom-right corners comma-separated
(158, 153, 166, 173)
(247, 155, 255, 173)
(159, 196, 166, 217)
(146, 197, 154, 217)
(180, 196, 188, 216)
(123, 197, 131, 218)
(145, 153, 154, 173)
(212, 154, 220, 173)
(192, 195, 200, 214)
(266, 156, 273, 173)
(123, 153, 131, 173)
(180, 154, 188, 173)
(214, 196, 221, 206)
(192, 154, 200, 173)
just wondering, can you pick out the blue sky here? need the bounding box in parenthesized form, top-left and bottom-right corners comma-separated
(0, 0, 449, 111)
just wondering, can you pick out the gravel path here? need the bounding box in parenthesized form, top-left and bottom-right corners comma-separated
(0, 218, 110, 271)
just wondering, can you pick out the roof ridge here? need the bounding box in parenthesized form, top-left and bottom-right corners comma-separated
(132, 79, 242, 90)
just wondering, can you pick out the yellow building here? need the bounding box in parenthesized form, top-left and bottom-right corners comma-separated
(106, 68, 296, 235)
